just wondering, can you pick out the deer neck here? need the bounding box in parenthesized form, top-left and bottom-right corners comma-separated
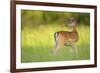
(72, 24, 77, 32)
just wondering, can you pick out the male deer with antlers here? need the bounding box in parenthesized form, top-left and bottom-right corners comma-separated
(53, 17, 79, 55)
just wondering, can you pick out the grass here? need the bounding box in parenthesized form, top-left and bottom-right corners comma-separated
(21, 24, 90, 63)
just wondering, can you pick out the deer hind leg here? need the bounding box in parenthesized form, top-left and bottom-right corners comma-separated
(53, 32, 64, 54)
(53, 41, 64, 55)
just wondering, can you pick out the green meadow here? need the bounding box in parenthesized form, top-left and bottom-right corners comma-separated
(21, 10, 90, 63)
(21, 25, 90, 63)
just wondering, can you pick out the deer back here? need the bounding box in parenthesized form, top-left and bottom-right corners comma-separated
(56, 31, 79, 44)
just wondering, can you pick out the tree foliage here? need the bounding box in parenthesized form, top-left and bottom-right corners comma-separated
(21, 10, 90, 29)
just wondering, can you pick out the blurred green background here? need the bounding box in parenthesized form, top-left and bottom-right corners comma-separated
(21, 10, 90, 63)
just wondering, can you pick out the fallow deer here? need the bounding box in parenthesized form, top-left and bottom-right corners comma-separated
(53, 18, 79, 55)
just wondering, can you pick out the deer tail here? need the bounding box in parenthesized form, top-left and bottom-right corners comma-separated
(54, 32, 59, 48)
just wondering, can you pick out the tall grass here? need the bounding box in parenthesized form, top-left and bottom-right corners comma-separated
(21, 24, 90, 63)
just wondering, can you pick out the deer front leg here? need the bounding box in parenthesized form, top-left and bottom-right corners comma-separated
(72, 43, 78, 56)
